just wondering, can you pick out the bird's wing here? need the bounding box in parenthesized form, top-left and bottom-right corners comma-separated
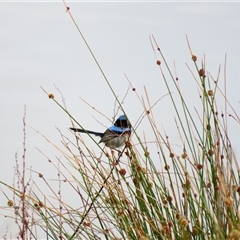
(99, 129, 121, 143)
(99, 127, 131, 143)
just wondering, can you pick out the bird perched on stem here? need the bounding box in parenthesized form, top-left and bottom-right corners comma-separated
(70, 115, 131, 149)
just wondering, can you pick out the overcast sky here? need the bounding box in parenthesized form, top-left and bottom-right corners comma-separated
(1, 1, 240, 237)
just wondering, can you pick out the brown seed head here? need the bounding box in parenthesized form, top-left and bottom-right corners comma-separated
(208, 90, 214, 96)
(206, 124, 211, 131)
(164, 165, 170, 171)
(7, 200, 14, 207)
(206, 182, 212, 188)
(192, 55, 197, 61)
(48, 93, 54, 99)
(167, 195, 173, 202)
(179, 217, 188, 227)
(176, 213, 181, 220)
(144, 151, 149, 157)
(208, 149, 214, 156)
(181, 153, 188, 159)
(136, 166, 142, 172)
(133, 177, 140, 184)
(119, 168, 126, 176)
(83, 221, 91, 227)
(199, 69, 205, 77)
(196, 164, 203, 170)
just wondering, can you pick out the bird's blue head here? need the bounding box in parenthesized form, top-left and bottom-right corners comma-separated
(114, 115, 131, 129)
(118, 115, 126, 120)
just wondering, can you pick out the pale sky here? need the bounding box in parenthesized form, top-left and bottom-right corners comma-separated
(1, 1, 240, 238)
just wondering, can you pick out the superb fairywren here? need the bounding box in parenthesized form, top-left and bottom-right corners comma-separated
(70, 115, 131, 149)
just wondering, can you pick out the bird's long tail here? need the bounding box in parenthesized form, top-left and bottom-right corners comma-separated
(70, 128, 104, 137)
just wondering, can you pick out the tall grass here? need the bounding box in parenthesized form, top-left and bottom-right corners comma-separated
(1, 3, 240, 240)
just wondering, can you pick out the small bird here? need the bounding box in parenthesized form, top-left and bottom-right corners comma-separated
(70, 115, 131, 149)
